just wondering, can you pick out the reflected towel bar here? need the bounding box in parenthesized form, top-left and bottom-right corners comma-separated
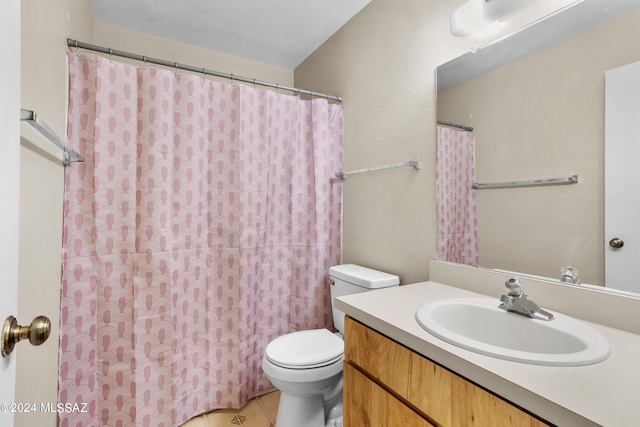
(20, 109, 84, 165)
(336, 159, 421, 179)
(437, 120, 474, 132)
(473, 175, 578, 189)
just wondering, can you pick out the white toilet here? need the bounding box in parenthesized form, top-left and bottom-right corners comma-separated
(261, 264, 399, 427)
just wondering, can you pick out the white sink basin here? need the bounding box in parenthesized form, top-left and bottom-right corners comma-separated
(416, 298, 610, 366)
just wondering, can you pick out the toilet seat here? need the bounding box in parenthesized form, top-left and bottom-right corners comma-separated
(265, 329, 344, 369)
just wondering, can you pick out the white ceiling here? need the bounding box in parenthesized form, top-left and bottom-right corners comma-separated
(89, 0, 372, 69)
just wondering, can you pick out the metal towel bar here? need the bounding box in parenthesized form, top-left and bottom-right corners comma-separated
(473, 175, 578, 189)
(336, 159, 420, 179)
(20, 109, 84, 165)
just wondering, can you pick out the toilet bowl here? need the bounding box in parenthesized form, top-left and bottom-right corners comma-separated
(262, 329, 344, 427)
(261, 264, 399, 427)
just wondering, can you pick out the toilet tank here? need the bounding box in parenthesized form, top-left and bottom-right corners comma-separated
(329, 264, 399, 333)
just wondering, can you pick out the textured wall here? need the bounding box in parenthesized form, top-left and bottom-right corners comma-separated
(94, 22, 294, 87)
(18, 2, 93, 426)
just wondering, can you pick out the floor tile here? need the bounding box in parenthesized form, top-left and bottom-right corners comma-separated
(181, 390, 280, 427)
(240, 411, 272, 427)
(265, 405, 278, 423)
(257, 391, 280, 410)
(204, 408, 236, 426)
(236, 398, 266, 417)
(230, 414, 247, 425)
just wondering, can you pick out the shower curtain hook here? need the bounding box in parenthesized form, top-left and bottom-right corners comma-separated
(275, 83, 279, 94)
(297, 88, 302, 99)
(74, 40, 79, 54)
(109, 48, 113, 63)
(174, 62, 178, 76)
(143, 55, 147, 66)
(202, 68, 207, 79)
(253, 78, 256, 89)
(230, 73, 234, 85)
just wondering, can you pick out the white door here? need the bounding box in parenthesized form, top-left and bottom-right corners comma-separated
(0, 0, 21, 425)
(604, 60, 640, 292)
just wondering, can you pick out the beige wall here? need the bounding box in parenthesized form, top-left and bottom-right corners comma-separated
(19, 2, 93, 426)
(93, 22, 293, 86)
(294, 0, 574, 284)
(438, 9, 640, 286)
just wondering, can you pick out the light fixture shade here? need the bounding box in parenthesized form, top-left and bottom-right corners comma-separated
(450, 0, 539, 37)
(449, 0, 484, 37)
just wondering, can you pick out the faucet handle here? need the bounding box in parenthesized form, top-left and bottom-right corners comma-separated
(560, 266, 581, 284)
(504, 277, 524, 297)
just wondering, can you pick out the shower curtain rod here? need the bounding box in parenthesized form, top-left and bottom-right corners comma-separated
(437, 120, 474, 132)
(67, 38, 342, 103)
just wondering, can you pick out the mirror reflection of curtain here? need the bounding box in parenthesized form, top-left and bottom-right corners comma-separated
(58, 53, 344, 427)
(436, 125, 479, 266)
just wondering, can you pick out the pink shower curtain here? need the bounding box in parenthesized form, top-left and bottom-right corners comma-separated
(58, 53, 343, 427)
(436, 125, 479, 266)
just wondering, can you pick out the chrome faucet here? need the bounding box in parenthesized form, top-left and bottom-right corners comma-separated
(498, 278, 554, 321)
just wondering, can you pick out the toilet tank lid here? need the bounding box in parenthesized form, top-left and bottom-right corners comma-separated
(329, 264, 399, 289)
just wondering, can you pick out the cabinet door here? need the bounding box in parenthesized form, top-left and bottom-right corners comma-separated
(345, 316, 411, 397)
(408, 352, 452, 426)
(451, 375, 550, 427)
(344, 362, 435, 427)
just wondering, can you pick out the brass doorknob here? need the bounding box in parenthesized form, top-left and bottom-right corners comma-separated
(609, 238, 624, 249)
(1, 315, 51, 357)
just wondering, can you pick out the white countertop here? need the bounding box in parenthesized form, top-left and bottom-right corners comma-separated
(335, 281, 640, 427)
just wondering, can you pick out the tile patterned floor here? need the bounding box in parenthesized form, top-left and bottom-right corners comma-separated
(180, 391, 280, 427)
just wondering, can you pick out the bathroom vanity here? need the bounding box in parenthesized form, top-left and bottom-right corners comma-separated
(344, 317, 549, 426)
(336, 261, 640, 427)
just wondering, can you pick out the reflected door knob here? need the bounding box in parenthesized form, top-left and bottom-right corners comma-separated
(1, 315, 51, 357)
(609, 238, 624, 249)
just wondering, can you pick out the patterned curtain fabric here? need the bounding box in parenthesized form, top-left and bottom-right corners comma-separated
(436, 125, 479, 266)
(58, 53, 343, 427)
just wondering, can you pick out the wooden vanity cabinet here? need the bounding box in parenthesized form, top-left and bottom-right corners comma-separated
(344, 363, 436, 426)
(343, 316, 552, 427)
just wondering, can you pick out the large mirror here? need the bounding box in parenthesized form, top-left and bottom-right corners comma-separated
(436, 0, 640, 294)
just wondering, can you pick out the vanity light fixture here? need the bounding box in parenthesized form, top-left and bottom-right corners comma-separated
(449, 0, 540, 37)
